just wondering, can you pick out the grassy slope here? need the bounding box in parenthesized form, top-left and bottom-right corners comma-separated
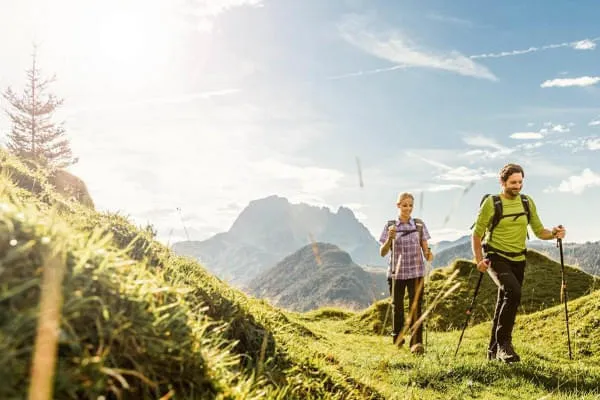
(3, 150, 599, 399)
(0, 151, 380, 399)
(292, 291, 600, 399)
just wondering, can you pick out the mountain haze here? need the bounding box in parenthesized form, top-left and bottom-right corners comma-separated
(172, 195, 385, 286)
(248, 242, 389, 312)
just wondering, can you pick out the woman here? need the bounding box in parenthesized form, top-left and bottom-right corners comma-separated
(379, 192, 434, 355)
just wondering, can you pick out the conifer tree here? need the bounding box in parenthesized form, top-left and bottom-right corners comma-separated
(2, 47, 76, 168)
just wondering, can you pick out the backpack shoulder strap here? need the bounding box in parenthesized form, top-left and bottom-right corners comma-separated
(488, 195, 503, 240)
(480, 193, 491, 207)
(520, 194, 531, 224)
(413, 218, 424, 241)
(470, 194, 493, 230)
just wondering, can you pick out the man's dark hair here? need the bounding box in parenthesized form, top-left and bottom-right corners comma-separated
(499, 163, 525, 182)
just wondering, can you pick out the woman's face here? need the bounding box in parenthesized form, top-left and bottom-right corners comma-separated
(397, 197, 413, 218)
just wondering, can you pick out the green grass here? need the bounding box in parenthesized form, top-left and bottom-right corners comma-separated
(293, 291, 600, 399)
(0, 149, 378, 399)
(2, 148, 599, 399)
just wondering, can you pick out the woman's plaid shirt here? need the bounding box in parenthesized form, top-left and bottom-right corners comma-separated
(379, 217, 431, 280)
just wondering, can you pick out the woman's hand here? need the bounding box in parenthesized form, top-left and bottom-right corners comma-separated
(425, 249, 434, 262)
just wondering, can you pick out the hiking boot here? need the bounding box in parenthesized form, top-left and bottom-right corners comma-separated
(392, 334, 405, 347)
(496, 342, 520, 363)
(410, 343, 425, 355)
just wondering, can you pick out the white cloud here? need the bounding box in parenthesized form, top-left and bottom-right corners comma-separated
(64, 88, 337, 244)
(334, 35, 600, 80)
(64, 88, 241, 115)
(405, 151, 495, 182)
(516, 141, 544, 150)
(541, 76, 600, 88)
(510, 132, 543, 140)
(426, 13, 474, 27)
(327, 65, 406, 80)
(189, 0, 264, 15)
(182, 0, 264, 31)
(337, 14, 497, 81)
(437, 166, 495, 182)
(461, 135, 515, 159)
(462, 135, 506, 150)
(589, 120, 600, 126)
(470, 37, 599, 59)
(544, 169, 600, 194)
(551, 124, 570, 133)
(426, 184, 466, 192)
(572, 39, 596, 50)
(587, 138, 600, 150)
(251, 158, 345, 193)
(406, 151, 453, 170)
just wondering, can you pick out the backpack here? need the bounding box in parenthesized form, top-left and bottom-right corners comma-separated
(387, 218, 424, 241)
(473, 194, 531, 242)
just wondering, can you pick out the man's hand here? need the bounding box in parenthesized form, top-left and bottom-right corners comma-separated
(552, 225, 566, 239)
(476, 258, 491, 273)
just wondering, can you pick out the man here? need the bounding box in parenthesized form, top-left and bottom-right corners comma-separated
(472, 163, 566, 363)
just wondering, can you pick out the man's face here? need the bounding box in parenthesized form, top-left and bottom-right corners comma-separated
(502, 172, 523, 196)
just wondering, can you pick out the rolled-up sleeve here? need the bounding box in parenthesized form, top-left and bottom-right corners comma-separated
(379, 224, 389, 244)
(527, 196, 545, 237)
(473, 197, 493, 238)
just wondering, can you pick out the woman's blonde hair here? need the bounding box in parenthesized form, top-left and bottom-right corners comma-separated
(396, 192, 414, 204)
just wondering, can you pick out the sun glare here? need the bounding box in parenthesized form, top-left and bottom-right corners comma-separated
(69, 2, 177, 91)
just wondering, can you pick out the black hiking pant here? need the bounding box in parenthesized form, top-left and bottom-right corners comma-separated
(487, 253, 526, 351)
(388, 277, 424, 346)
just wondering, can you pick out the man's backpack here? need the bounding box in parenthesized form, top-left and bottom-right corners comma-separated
(474, 194, 531, 241)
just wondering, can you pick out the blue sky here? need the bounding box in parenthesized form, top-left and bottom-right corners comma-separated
(1, 0, 599, 245)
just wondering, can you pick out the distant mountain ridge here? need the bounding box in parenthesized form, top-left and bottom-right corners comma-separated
(172, 195, 385, 286)
(247, 243, 389, 312)
(432, 235, 600, 275)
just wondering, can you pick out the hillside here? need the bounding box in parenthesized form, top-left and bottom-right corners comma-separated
(248, 243, 388, 312)
(351, 249, 599, 334)
(3, 150, 600, 400)
(290, 289, 600, 399)
(171, 195, 385, 286)
(0, 151, 380, 399)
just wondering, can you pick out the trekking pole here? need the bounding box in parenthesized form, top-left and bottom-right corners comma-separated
(381, 223, 395, 338)
(424, 256, 431, 348)
(557, 235, 573, 360)
(390, 238, 398, 344)
(454, 271, 484, 357)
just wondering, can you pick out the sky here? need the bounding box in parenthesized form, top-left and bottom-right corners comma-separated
(1, 0, 599, 246)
